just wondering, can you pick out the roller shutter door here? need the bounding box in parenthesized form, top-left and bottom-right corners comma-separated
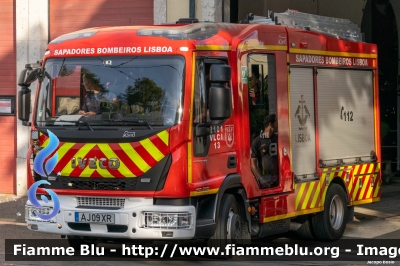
(50, 0, 153, 40)
(317, 69, 374, 164)
(290, 67, 316, 179)
(0, 0, 16, 193)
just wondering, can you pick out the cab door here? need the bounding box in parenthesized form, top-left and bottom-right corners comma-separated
(240, 52, 292, 199)
(240, 51, 293, 222)
(189, 54, 237, 196)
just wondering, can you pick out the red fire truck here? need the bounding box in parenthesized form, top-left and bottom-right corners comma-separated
(18, 10, 381, 247)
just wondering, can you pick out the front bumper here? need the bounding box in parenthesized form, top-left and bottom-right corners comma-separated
(25, 195, 196, 239)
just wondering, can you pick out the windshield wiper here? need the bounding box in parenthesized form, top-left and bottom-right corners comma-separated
(138, 119, 153, 130)
(113, 119, 153, 130)
(77, 120, 94, 131)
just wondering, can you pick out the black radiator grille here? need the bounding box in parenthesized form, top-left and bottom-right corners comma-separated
(60, 177, 137, 191)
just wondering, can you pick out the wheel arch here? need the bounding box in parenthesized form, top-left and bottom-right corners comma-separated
(329, 176, 350, 205)
(214, 174, 250, 228)
(194, 173, 251, 238)
(311, 181, 349, 240)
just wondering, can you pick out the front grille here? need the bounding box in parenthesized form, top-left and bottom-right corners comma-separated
(61, 177, 137, 191)
(107, 225, 128, 233)
(76, 197, 125, 208)
(66, 223, 128, 233)
(67, 222, 91, 231)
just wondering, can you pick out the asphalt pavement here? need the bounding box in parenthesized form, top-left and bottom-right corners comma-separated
(1, 175, 400, 233)
(0, 194, 26, 224)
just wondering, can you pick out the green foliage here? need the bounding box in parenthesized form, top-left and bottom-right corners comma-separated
(120, 77, 163, 113)
(81, 68, 106, 92)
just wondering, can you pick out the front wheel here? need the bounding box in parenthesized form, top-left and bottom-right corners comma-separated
(208, 193, 242, 259)
(311, 183, 348, 240)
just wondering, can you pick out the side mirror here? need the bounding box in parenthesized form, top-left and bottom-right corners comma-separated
(18, 67, 41, 87)
(18, 86, 31, 124)
(17, 67, 36, 124)
(209, 64, 232, 120)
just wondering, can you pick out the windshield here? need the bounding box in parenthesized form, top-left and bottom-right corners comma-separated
(35, 56, 184, 128)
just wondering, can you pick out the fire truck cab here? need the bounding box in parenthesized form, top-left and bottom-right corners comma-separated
(18, 10, 381, 247)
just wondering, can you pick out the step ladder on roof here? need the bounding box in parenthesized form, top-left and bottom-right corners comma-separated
(244, 10, 364, 42)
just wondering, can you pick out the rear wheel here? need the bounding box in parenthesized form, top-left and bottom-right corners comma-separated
(208, 194, 242, 259)
(312, 183, 347, 240)
(294, 215, 315, 240)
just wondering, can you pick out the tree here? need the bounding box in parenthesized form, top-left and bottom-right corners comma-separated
(120, 77, 163, 113)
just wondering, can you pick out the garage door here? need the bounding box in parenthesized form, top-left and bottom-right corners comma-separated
(50, 0, 153, 40)
(0, 0, 16, 193)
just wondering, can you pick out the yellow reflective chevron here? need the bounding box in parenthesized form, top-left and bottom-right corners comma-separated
(97, 143, 134, 177)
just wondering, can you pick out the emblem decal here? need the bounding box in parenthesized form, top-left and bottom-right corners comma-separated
(294, 95, 311, 129)
(278, 35, 287, 45)
(122, 131, 135, 137)
(294, 95, 312, 143)
(71, 157, 120, 169)
(225, 125, 234, 148)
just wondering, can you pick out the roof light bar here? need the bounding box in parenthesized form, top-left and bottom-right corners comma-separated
(50, 29, 99, 44)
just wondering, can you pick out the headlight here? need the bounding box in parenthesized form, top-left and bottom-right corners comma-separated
(141, 212, 193, 229)
(25, 206, 56, 222)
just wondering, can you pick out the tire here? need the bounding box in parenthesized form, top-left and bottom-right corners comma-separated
(208, 193, 242, 259)
(311, 183, 348, 240)
(67, 236, 97, 251)
(294, 215, 315, 240)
